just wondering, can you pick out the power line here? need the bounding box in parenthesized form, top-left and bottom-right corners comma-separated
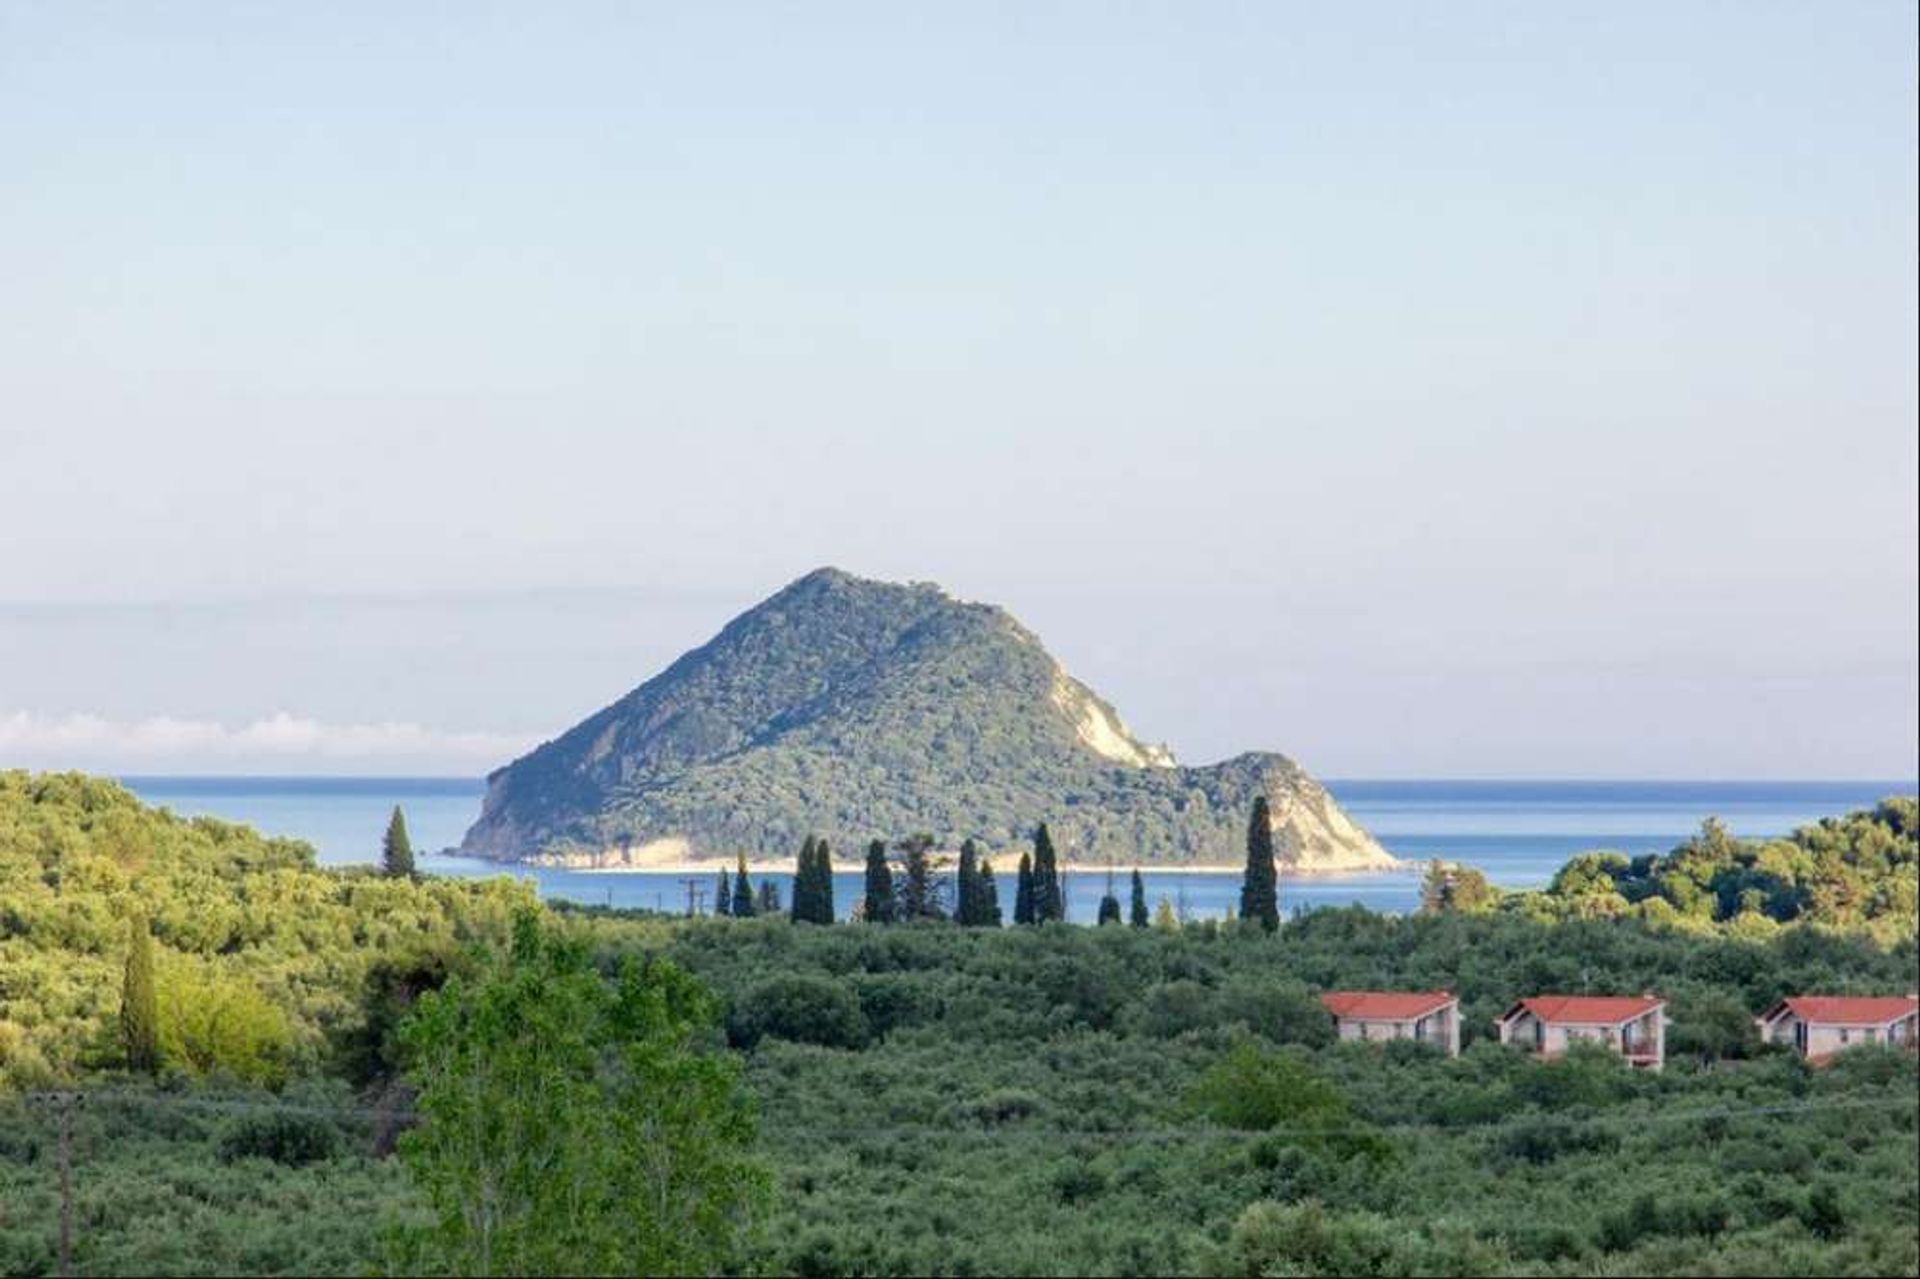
(13, 1087, 1912, 1144)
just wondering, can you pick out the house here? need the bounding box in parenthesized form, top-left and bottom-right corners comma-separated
(1754, 995, 1919, 1062)
(1320, 990, 1460, 1056)
(1495, 995, 1666, 1069)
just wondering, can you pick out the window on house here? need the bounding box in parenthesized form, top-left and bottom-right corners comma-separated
(1839, 1029, 1851, 1045)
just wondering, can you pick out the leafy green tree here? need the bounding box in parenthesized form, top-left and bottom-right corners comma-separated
(1420, 859, 1497, 914)
(1031, 824, 1062, 924)
(396, 913, 764, 1276)
(862, 840, 895, 924)
(713, 868, 732, 918)
(121, 910, 160, 1074)
(1014, 852, 1035, 926)
(755, 879, 780, 914)
(1129, 869, 1149, 928)
(731, 855, 756, 918)
(1240, 798, 1279, 931)
(158, 957, 293, 1085)
(1097, 893, 1121, 926)
(382, 805, 415, 879)
(892, 834, 947, 921)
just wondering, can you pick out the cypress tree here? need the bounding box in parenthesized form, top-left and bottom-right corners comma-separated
(732, 855, 756, 917)
(791, 837, 817, 922)
(1129, 868, 1149, 928)
(979, 857, 1003, 927)
(814, 838, 836, 923)
(956, 839, 981, 926)
(713, 868, 732, 917)
(1031, 824, 1062, 924)
(381, 805, 415, 878)
(862, 839, 895, 924)
(1014, 852, 1035, 925)
(1097, 893, 1121, 925)
(757, 879, 780, 914)
(121, 910, 160, 1074)
(1240, 797, 1280, 931)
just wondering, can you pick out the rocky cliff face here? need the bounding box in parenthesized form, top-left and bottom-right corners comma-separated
(461, 568, 1395, 870)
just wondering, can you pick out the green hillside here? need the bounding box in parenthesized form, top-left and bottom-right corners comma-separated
(462, 568, 1392, 869)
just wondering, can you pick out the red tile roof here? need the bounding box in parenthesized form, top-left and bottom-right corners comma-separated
(1321, 991, 1456, 1020)
(1762, 995, 1919, 1026)
(1499, 995, 1663, 1025)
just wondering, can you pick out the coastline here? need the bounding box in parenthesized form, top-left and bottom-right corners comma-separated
(507, 856, 1414, 878)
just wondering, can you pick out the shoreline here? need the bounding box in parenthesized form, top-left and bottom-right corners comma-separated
(486, 856, 1415, 879)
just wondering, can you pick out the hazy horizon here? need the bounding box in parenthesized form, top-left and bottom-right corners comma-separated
(4, 5, 1915, 779)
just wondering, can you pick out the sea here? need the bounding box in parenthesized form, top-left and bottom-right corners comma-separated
(119, 777, 1915, 922)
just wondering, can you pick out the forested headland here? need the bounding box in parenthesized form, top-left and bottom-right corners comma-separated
(1, 771, 1915, 1276)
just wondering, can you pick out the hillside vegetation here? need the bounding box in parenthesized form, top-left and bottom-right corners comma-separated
(461, 568, 1390, 869)
(1, 773, 1916, 1276)
(0, 770, 533, 1085)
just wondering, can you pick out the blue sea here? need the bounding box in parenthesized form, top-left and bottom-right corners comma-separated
(120, 777, 1914, 921)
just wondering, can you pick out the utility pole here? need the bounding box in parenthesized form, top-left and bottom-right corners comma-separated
(31, 1091, 81, 1278)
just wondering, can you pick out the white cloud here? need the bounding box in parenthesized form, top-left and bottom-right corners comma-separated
(0, 710, 544, 774)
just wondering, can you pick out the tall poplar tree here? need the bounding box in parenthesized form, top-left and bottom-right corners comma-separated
(714, 868, 732, 918)
(1014, 852, 1035, 926)
(382, 805, 415, 878)
(121, 910, 160, 1074)
(1240, 797, 1280, 931)
(862, 840, 895, 924)
(1129, 869, 1149, 928)
(732, 855, 756, 918)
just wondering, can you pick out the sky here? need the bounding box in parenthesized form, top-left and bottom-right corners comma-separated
(1, 2, 1915, 779)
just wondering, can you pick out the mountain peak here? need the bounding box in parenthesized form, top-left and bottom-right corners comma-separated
(462, 571, 1391, 870)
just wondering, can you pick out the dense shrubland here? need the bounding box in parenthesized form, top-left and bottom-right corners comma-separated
(1524, 798, 1917, 939)
(1, 771, 1916, 1276)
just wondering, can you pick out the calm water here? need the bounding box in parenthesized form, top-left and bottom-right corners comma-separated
(122, 776, 1914, 920)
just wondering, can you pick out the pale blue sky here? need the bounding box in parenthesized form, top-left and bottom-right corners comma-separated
(2, 3, 1915, 777)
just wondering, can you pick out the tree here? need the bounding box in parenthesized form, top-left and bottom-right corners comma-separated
(731, 855, 756, 918)
(1014, 852, 1035, 926)
(1152, 897, 1179, 930)
(1240, 798, 1279, 931)
(713, 869, 732, 918)
(121, 910, 160, 1074)
(1421, 859, 1497, 914)
(1129, 869, 1149, 928)
(1031, 824, 1063, 924)
(892, 833, 948, 921)
(863, 840, 896, 924)
(1097, 893, 1122, 926)
(791, 837, 818, 922)
(956, 839, 982, 926)
(396, 913, 765, 1275)
(811, 838, 836, 924)
(755, 879, 780, 915)
(978, 857, 1003, 927)
(382, 805, 415, 878)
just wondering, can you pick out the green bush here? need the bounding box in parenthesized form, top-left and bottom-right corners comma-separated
(728, 973, 869, 1049)
(217, 1111, 343, 1166)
